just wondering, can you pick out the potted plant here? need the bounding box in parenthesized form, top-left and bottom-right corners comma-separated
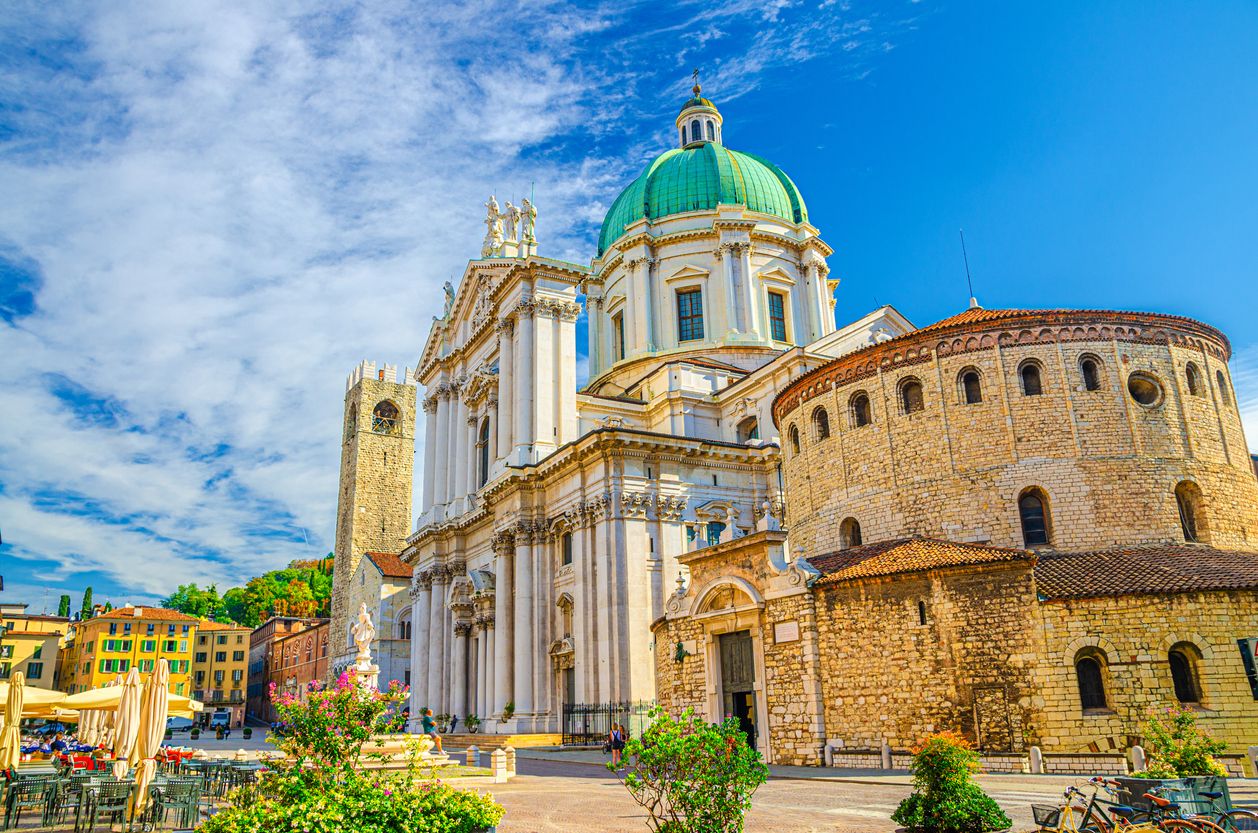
(435, 713, 452, 734)
(465, 714, 481, 734)
(499, 701, 515, 723)
(1117, 707, 1232, 814)
(243, 727, 253, 739)
(190, 728, 200, 740)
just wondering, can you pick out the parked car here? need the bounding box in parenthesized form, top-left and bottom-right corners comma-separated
(166, 716, 194, 733)
(209, 711, 232, 734)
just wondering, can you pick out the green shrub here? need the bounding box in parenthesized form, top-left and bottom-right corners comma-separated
(891, 731, 1010, 833)
(610, 706, 768, 833)
(1134, 706, 1227, 778)
(198, 671, 504, 833)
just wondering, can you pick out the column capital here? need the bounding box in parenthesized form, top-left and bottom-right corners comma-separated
(496, 317, 515, 335)
(491, 528, 516, 554)
(454, 621, 473, 638)
(422, 396, 440, 414)
(416, 569, 434, 591)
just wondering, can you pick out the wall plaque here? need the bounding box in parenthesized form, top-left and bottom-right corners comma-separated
(774, 620, 800, 644)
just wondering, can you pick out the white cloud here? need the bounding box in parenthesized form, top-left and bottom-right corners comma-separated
(0, 0, 919, 600)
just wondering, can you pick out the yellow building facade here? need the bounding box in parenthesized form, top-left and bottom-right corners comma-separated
(191, 621, 250, 726)
(0, 603, 68, 691)
(59, 605, 198, 695)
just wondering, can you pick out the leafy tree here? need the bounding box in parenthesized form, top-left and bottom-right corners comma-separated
(611, 707, 768, 833)
(161, 583, 226, 620)
(79, 587, 93, 619)
(102, 601, 113, 613)
(892, 731, 1010, 833)
(57, 594, 71, 618)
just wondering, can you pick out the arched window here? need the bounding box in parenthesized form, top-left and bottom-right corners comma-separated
(372, 400, 400, 434)
(1080, 356, 1102, 391)
(478, 417, 491, 488)
(560, 531, 574, 566)
(1185, 362, 1204, 397)
(917, 601, 928, 626)
(1075, 653, 1108, 711)
(1168, 646, 1201, 704)
(691, 119, 702, 142)
(840, 517, 862, 548)
(680, 124, 687, 144)
(850, 392, 872, 427)
(1018, 488, 1050, 546)
(1020, 361, 1043, 396)
(706, 120, 714, 140)
(1216, 370, 1231, 405)
(900, 379, 925, 414)
(736, 416, 759, 443)
(812, 407, 831, 441)
(1174, 481, 1204, 543)
(960, 369, 982, 404)
(789, 424, 800, 455)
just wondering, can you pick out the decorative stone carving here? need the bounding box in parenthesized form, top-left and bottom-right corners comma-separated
(619, 490, 652, 518)
(443, 281, 456, 318)
(655, 495, 687, 520)
(481, 195, 504, 258)
(352, 603, 376, 669)
(503, 201, 521, 243)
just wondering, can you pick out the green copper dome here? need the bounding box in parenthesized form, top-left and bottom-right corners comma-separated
(596, 143, 809, 257)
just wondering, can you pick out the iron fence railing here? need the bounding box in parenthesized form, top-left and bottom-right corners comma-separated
(561, 701, 655, 747)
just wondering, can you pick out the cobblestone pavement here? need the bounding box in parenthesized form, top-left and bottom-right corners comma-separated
(487, 755, 1258, 833)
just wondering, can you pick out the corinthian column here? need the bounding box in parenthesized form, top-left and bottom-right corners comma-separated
(496, 319, 514, 463)
(492, 533, 514, 721)
(425, 567, 448, 714)
(451, 621, 470, 719)
(512, 303, 535, 461)
(466, 408, 480, 495)
(421, 396, 438, 513)
(512, 524, 536, 719)
(432, 388, 451, 506)
(409, 571, 432, 723)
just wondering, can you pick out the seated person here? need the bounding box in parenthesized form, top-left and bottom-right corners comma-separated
(50, 733, 69, 752)
(420, 708, 444, 754)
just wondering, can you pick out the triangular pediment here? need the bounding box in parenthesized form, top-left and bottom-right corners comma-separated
(757, 266, 796, 286)
(664, 264, 711, 284)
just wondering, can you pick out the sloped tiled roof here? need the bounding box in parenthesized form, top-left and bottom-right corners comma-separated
(1034, 545, 1258, 600)
(367, 551, 413, 579)
(196, 619, 248, 631)
(808, 537, 1032, 585)
(96, 606, 200, 622)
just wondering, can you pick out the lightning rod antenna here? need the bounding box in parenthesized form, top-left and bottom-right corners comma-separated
(960, 229, 979, 309)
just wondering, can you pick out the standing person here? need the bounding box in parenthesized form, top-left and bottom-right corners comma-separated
(609, 722, 625, 767)
(421, 708, 444, 754)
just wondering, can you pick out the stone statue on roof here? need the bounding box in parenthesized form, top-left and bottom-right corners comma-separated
(521, 197, 537, 252)
(443, 281, 456, 318)
(503, 201, 521, 243)
(482, 195, 504, 257)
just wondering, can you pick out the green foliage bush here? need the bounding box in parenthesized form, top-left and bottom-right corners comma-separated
(1133, 706, 1227, 778)
(891, 732, 1010, 833)
(199, 671, 503, 833)
(610, 706, 768, 833)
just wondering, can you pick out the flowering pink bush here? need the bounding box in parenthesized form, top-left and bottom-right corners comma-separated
(269, 671, 408, 782)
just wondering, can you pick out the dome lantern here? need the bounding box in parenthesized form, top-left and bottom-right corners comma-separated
(675, 72, 722, 148)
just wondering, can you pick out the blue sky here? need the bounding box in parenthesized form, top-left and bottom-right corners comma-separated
(2, 1, 1256, 611)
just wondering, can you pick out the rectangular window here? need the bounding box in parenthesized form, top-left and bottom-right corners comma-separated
(1240, 638, 1258, 700)
(195, 652, 207, 663)
(179, 639, 188, 652)
(32, 645, 42, 659)
(236, 635, 243, 644)
(215, 651, 226, 662)
(233, 650, 244, 662)
(109, 623, 117, 635)
(217, 635, 227, 645)
(199, 635, 206, 645)
(122, 623, 131, 635)
(138, 659, 154, 673)
(0, 662, 9, 679)
(25, 662, 42, 679)
(163, 640, 177, 652)
(677, 290, 704, 342)
(214, 670, 225, 684)
(141, 640, 156, 653)
(612, 312, 625, 362)
(146, 623, 155, 636)
(168, 624, 176, 636)
(232, 669, 244, 683)
(0, 645, 11, 659)
(768, 291, 788, 341)
(175, 682, 185, 695)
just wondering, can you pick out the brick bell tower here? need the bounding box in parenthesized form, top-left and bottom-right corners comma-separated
(329, 360, 416, 670)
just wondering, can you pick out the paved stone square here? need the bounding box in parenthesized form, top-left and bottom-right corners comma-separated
(486, 752, 1258, 833)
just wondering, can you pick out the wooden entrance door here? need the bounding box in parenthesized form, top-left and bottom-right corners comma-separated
(719, 630, 757, 748)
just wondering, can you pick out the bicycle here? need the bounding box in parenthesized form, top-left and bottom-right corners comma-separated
(1034, 779, 1160, 833)
(1145, 786, 1258, 833)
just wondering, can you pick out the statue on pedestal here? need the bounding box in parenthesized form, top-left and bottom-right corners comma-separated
(520, 197, 537, 255)
(481, 196, 504, 257)
(503, 201, 521, 243)
(442, 281, 456, 318)
(352, 603, 377, 672)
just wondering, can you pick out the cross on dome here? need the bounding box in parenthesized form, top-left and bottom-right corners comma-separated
(676, 71, 722, 148)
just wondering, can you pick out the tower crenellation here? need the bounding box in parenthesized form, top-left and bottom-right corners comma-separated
(346, 360, 413, 391)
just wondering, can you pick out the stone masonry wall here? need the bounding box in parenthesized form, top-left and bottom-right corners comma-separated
(778, 327, 1258, 557)
(1033, 588, 1258, 756)
(814, 562, 1043, 752)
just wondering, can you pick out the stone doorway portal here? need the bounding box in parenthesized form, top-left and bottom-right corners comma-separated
(719, 630, 757, 749)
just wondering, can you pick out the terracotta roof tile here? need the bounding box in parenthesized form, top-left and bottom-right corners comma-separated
(367, 551, 412, 579)
(808, 537, 1032, 584)
(1034, 545, 1258, 600)
(96, 606, 200, 622)
(196, 620, 248, 631)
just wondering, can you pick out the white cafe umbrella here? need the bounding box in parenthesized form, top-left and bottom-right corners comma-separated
(0, 671, 25, 771)
(130, 659, 170, 818)
(111, 667, 143, 778)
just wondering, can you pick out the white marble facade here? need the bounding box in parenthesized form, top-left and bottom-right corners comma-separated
(402, 98, 915, 733)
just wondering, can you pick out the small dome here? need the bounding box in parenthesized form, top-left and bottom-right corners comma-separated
(597, 143, 809, 256)
(679, 95, 716, 113)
